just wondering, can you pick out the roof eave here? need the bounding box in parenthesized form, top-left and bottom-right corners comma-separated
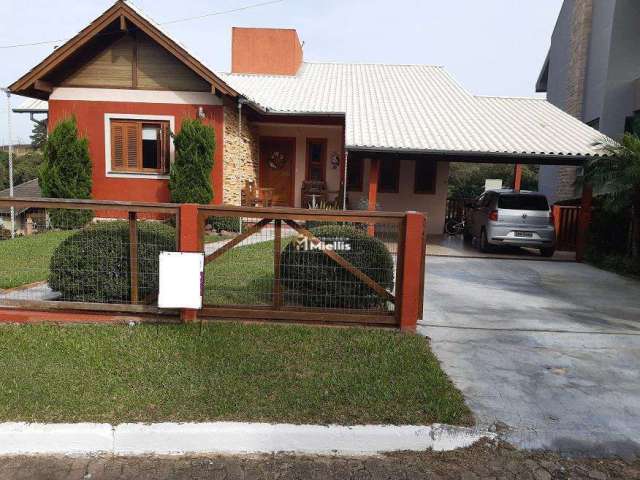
(346, 145, 598, 165)
(535, 51, 550, 93)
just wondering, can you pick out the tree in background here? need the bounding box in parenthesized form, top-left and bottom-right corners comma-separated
(588, 133, 640, 258)
(39, 117, 93, 228)
(0, 150, 43, 191)
(30, 119, 48, 150)
(169, 118, 216, 204)
(448, 163, 539, 199)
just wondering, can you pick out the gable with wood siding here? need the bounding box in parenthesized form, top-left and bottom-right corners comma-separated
(61, 32, 211, 92)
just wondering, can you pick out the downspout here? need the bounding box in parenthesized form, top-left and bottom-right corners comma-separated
(237, 97, 249, 132)
(2, 88, 14, 238)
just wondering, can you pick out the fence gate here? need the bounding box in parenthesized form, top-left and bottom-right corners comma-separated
(196, 206, 421, 327)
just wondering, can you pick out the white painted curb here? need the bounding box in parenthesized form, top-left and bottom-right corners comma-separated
(0, 422, 493, 456)
(0, 423, 113, 455)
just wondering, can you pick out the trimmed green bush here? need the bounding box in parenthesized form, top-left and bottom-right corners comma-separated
(39, 117, 93, 229)
(280, 225, 394, 309)
(207, 216, 240, 233)
(49, 222, 175, 303)
(169, 118, 216, 204)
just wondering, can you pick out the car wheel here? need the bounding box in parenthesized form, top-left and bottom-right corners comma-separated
(479, 229, 491, 253)
(540, 247, 555, 258)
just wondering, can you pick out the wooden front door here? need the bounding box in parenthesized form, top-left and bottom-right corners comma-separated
(259, 137, 296, 206)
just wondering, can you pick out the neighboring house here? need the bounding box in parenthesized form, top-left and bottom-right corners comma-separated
(0, 144, 37, 157)
(9, 0, 603, 235)
(0, 179, 46, 235)
(536, 0, 640, 204)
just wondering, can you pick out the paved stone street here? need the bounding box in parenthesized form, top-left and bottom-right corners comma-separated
(1, 441, 638, 479)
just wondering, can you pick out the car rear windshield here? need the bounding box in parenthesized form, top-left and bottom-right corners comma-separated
(498, 194, 549, 211)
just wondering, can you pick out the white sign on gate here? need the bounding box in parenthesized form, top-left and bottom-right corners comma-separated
(158, 252, 204, 309)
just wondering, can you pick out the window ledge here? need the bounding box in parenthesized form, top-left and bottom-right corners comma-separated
(107, 172, 170, 180)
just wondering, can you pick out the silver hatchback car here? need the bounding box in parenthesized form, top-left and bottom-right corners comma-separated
(465, 189, 556, 257)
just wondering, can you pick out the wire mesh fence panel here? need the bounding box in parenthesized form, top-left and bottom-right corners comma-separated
(0, 199, 177, 308)
(203, 215, 276, 306)
(201, 210, 402, 316)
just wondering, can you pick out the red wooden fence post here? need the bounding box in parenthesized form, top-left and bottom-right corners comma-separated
(398, 211, 427, 332)
(513, 163, 523, 192)
(552, 205, 561, 247)
(179, 203, 202, 322)
(367, 158, 379, 236)
(576, 184, 593, 263)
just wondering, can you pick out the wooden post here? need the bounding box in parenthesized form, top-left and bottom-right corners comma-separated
(576, 184, 593, 263)
(128, 211, 139, 305)
(368, 158, 380, 235)
(397, 211, 427, 332)
(179, 204, 202, 322)
(513, 163, 523, 192)
(552, 205, 561, 250)
(552, 205, 561, 236)
(273, 219, 283, 308)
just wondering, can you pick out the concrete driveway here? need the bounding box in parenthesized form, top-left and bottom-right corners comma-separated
(420, 257, 640, 458)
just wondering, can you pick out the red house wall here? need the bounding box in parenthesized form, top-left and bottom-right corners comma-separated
(47, 100, 224, 205)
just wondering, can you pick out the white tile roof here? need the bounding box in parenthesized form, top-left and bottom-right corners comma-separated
(221, 63, 605, 157)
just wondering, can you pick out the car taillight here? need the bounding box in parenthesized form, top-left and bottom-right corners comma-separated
(488, 210, 499, 221)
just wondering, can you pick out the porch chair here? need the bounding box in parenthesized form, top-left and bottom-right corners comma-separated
(241, 180, 273, 207)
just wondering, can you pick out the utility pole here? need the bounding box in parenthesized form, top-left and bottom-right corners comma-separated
(2, 88, 15, 238)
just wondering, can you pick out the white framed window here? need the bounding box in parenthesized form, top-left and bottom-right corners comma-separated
(104, 114, 175, 179)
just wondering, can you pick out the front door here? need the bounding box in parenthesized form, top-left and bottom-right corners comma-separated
(259, 137, 295, 206)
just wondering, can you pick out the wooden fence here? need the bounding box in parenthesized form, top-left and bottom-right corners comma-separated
(445, 198, 473, 223)
(0, 198, 426, 331)
(553, 205, 580, 252)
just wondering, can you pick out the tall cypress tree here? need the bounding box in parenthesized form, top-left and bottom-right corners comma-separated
(169, 118, 216, 204)
(39, 117, 93, 228)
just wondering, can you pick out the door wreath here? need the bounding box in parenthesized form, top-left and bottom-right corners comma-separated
(268, 151, 287, 170)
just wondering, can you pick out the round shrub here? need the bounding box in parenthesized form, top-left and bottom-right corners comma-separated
(49, 221, 176, 303)
(207, 216, 240, 233)
(280, 225, 394, 309)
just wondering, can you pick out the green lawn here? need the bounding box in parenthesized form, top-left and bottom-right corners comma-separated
(0, 231, 72, 289)
(204, 240, 275, 305)
(0, 323, 472, 426)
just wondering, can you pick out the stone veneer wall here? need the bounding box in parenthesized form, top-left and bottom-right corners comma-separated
(222, 105, 259, 205)
(555, 0, 594, 201)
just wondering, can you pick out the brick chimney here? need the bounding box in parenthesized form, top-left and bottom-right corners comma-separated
(231, 27, 303, 76)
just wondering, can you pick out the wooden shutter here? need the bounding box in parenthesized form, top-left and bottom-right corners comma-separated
(111, 122, 125, 170)
(159, 122, 169, 174)
(125, 123, 140, 170)
(110, 121, 141, 171)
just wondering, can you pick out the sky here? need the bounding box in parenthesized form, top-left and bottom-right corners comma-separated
(0, 0, 563, 145)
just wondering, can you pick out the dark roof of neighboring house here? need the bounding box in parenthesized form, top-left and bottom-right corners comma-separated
(0, 179, 42, 215)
